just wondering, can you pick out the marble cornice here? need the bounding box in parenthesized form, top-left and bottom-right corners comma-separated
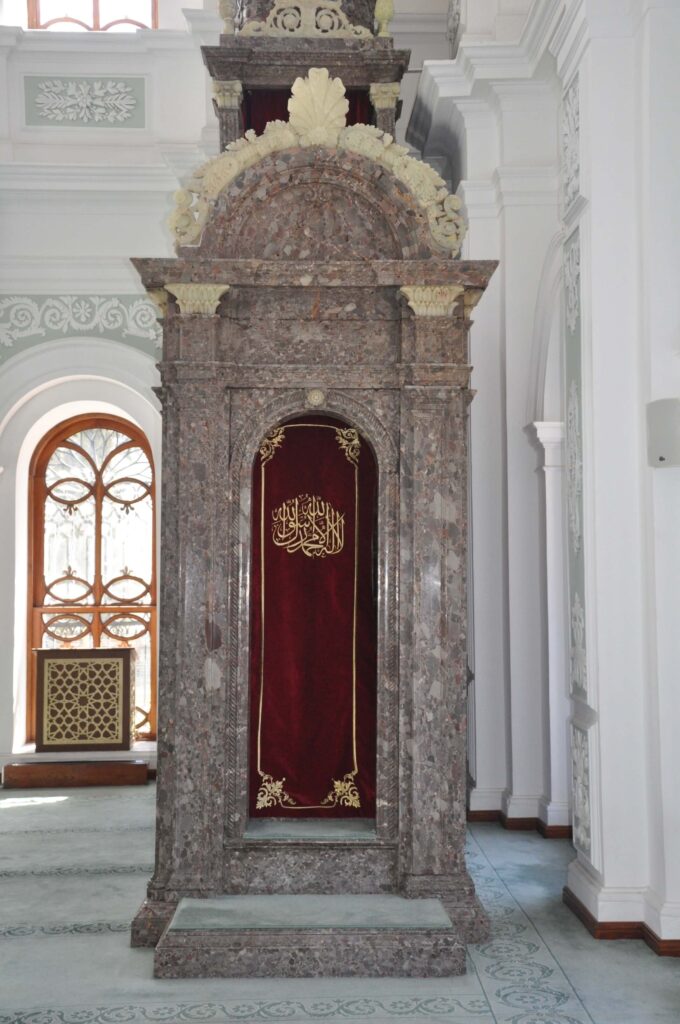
(201, 41, 410, 89)
(133, 258, 497, 292)
(157, 363, 473, 389)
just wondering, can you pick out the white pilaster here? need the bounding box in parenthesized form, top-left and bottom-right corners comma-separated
(534, 422, 571, 827)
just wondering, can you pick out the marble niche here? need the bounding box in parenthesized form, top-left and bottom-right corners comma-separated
(130, 67, 496, 978)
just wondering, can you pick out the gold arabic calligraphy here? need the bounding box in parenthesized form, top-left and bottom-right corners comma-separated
(272, 494, 345, 559)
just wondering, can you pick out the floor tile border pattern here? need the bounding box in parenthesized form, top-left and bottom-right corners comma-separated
(0, 998, 493, 1023)
(466, 837, 596, 1024)
(0, 863, 154, 878)
(0, 922, 131, 938)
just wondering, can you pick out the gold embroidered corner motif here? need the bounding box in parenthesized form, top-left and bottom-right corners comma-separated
(256, 773, 298, 810)
(260, 427, 286, 465)
(272, 494, 345, 558)
(335, 428, 361, 466)
(321, 772, 361, 809)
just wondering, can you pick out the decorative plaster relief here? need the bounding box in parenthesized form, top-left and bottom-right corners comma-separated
(571, 724, 592, 855)
(165, 284, 231, 316)
(564, 234, 581, 334)
(400, 286, 464, 318)
(562, 75, 580, 211)
(0, 296, 161, 359)
(172, 69, 467, 257)
(369, 83, 401, 111)
(570, 591, 588, 699)
(240, 0, 372, 38)
(25, 78, 145, 129)
(567, 379, 583, 556)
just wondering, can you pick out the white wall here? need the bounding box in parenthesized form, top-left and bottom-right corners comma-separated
(412, 0, 680, 942)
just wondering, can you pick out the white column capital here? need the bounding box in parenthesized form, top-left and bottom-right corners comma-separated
(534, 421, 565, 467)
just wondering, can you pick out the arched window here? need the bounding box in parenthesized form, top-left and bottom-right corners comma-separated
(27, 1, 158, 31)
(28, 415, 157, 742)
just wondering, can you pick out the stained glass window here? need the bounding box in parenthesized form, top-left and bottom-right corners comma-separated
(29, 416, 157, 741)
(27, 1, 157, 31)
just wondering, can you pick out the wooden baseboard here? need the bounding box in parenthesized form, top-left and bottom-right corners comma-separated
(564, 886, 680, 957)
(467, 809, 573, 841)
(2, 760, 150, 788)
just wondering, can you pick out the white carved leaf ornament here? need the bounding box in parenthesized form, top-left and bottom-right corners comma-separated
(288, 67, 349, 145)
(35, 79, 137, 124)
(171, 69, 467, 257)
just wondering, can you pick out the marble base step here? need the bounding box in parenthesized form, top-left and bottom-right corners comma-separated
(154, 894, 465, 978)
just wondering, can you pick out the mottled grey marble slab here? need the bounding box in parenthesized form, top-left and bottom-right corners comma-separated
(244, 819, 377, 841)
(169, 895, 453, 932)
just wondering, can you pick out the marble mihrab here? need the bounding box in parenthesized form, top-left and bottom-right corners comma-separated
(131, 6, 496, 978)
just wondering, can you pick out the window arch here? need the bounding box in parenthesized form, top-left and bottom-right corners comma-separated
(27, 1, 158, 31)
(28, 415, 157, 742)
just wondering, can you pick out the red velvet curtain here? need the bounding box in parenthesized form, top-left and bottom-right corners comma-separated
(244, 89, 373, 136)
(249, 417, 377, 818)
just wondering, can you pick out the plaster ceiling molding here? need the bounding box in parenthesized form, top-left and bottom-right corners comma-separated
(571, 724, 592, 856)
(570, 590, 588, 699)
(239, 0, 373, 39)
(400, 286, 464, 318)
(0, 296, 162, 356)
(564, 232, 581, 334)
(28, 78, 142, 127)
(170, 68, 467, 257)
(561, 74, 580, 211)
(567, 378, 583, 556)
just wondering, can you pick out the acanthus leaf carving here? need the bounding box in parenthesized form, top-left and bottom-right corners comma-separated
(562, 75, 580, 211)
(571, 725, 592, 856)
(400, 285, 464, 318)
(34, 79, 137, 125)
(565, 233, 581, 334)
(570, 591, 588, 699)
(567, 379, 583, 556)
(171, 69, 467, 258)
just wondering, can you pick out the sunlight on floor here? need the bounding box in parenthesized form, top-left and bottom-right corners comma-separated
(0, 795, 68, 809)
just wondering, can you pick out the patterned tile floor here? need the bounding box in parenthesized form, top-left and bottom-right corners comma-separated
(0, 786, 678, 1023)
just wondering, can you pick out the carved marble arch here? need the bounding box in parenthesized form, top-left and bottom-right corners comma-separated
(228, 392, 399, 838)
(183, 149, 433, 262)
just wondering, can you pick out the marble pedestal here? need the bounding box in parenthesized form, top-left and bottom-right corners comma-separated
(154, 895, 465, 978)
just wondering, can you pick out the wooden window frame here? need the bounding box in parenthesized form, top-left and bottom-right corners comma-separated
(27, 414, 157, 744)
(27, 1, 159, 31)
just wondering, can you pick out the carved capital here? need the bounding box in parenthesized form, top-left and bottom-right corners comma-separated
(212, 80, 243, 110)
(219, 0, 236, 34)
(147, 288, 169, 319)
(165, 284, 230, 316)
(463, 289, 484, 319)
(369, 83, 400, 111)
(400, 286, 464, 318)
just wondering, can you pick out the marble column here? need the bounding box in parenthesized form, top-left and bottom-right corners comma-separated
(397, 286, 488, 943)
(133, 284, 232, 946)
(370, 83, 400, 136)
(213, 80, 243, 150)
(534, 422, 571, 829)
